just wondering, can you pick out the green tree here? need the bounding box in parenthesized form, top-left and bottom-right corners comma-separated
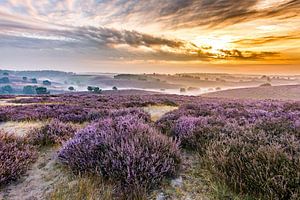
(23, 85, 36, 94)
(36, 87, 49, 94)
(68, 86, 75, 91)
(1, 85, 13, 94)
(87, 86, 94, 92)
(93, 87, 102, 94)
(43, 80, 51, 86)
(0, 77, 9, 84)
(31, 78, 38, 84)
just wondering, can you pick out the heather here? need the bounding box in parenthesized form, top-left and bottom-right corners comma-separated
(27, 119, 78, 146)
(207, 131, 300, 199)
(1, 92, 300, 199)
(156, 99, 300, 199)
(58, 114, 181, 197)
(0, 132, 37, 186)
(0, 92, 190, 122)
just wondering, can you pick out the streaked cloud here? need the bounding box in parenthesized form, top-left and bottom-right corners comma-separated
(0, 0, 299, 73)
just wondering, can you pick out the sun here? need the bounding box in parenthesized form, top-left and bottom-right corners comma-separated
(192, 36, 233, 51)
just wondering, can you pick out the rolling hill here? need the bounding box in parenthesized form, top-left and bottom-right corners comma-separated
(202, 84, 300, 101)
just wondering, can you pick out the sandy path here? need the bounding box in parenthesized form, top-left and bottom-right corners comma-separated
(0, 147, 66, 200)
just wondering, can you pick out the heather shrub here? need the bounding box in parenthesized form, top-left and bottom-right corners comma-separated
(253, 116, 300, 137)
(58, 115, 181, 197)
(207, 131, 300, 199)
(110, 108, 151, 123)
(27, 119, 78, 146)
(0, 132, 37, 186)
(164, 115, 242, 153)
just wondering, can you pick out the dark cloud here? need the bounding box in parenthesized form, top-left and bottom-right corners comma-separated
(118, 0, 300, 29)
(233, 34, 300, 45)
(0, 21, 280, 62)
(218, 49, 280, 60)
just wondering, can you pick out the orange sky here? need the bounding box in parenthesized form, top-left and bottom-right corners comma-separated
(0, 0, 299, 74)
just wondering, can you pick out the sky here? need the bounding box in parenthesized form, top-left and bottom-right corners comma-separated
(0, 0, 299, 74)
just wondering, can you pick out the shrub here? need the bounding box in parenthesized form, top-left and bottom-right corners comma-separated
(110, 108, 151, 123)
(58, 116, 181, 197)
(0, 132, 37, 186)
(207, 131, 300, 199)
(253, 116, 300, 137)
(27, 119, 78, 146)
(171, 116, 218, 151)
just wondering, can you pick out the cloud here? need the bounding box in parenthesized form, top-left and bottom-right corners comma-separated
(0, 0, 298, 66)
(0, 18, 281, 62)
(233, 34, 300, 46)
(84, 0, 299, 29)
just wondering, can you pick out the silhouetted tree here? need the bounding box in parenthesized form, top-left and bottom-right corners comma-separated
(22, 77, 28, 81)
(93, 87, 102, 94)
(112, 86, 118, 91)
(87, 86, 94, 92)
(68, 86, 75, 91)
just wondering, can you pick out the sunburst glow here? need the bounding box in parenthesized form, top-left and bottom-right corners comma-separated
(0, 0, 299, 74)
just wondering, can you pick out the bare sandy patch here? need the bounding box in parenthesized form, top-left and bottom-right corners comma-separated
(0, 121, 45, 137)
(143, 105, 178, 121)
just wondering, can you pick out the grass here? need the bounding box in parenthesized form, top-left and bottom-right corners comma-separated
(157, 152, 255, 200)
(0, 121, 45, 137)
(48, 174, 114, 200)
(198, 155, 255, 200)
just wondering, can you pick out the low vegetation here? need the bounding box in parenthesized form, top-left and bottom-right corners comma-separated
(0, 92, 299, 199)
(0, 132, 37, 186)
(58, 113, 181, 198)
(27, 119, 78, 146)
(156, 100, 300, 199)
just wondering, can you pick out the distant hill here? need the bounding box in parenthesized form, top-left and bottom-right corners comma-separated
(0, 70, 75, 78)
(202, 84, 300, 101)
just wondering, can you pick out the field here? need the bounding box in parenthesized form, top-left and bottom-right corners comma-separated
(0, 91, 299, 200)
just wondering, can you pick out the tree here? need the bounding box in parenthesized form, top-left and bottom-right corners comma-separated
(3, 72, 9, 76)
(112, 86, 118, 91)
(0, 77, 9, 84)
(93, 87, 102, 94)
(1, 85, 13, 94)
(36, 87, 49, 94)
(23, 85, 36, 94)
(31, 78, 38, 84)
(43, 80, 51, 86)
(68, 86, 75, 91)
(87, 86, 94, 92)
(22, 77, 28, 81)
